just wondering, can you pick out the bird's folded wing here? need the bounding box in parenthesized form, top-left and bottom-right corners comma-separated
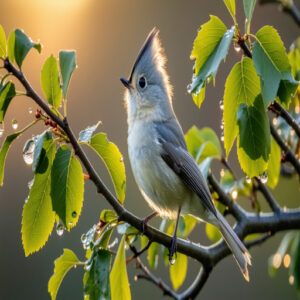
(159, 139, 217, 217)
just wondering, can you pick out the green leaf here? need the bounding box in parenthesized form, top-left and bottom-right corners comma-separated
(110, 236, 131, 300)
(185, 126, 222, 162)
(41, 55, 63, 108)
(223, 57, 260, 157)
(0, 25, 6, 58)
(79, 122, 101, 143)
(253, 26, 297, 106)
(22, 135, 56, 256)
(192, 84, 206, 108)
(243, 0, 256, 32)
(0, 132, 20, 186)
(32, 131, 49, 173)
(223, 0, 236, 21)
(206, 223, 222, 242)
(83, 133, 126, 203)
(147, 242, 159, 269)
(288, 47, 300, 78)
(48, 249, 80, 300)
(59, 50, 77, 99)
(83, 249, 112, 300)
(170, 253, 188, 290)
(0, 82, 16, 122)
(267, 138, 281, 189)
(100, 209, 118, 223)
(51, 146, 84, 230)
(190, 16, 234, 95)
(10, 29, 41, 67)
(237, 95, 270, 177)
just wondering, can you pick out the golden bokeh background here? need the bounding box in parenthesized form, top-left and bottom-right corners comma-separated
(0, 1, 299, 299)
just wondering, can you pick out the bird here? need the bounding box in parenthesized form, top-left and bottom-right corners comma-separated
(120, 27, 251, 281)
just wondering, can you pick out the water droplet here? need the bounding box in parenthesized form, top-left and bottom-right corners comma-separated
(12, 119, 18, 130)
(24, 197, 28, 204)
(134, 275, 138, 282)
(187, 83, 192, 93)
(72, 211, 77, 218)
(56, 223, 64, 236)
(234, 43, 241, 53)
(206, 77, 211, 84)
(23, 139, 35, 165)
(277, 129, 282, 135)
(73, 264, 77, 269)
(246, 176, 251, 184)
(259, 172, 268, 184)
(231, 189, 238, 200)
(272, 253, 282, 269)
(119, 156, 124, 163)
(283, 254, 291, 268)
(272, 118, 278, 126)
(28, 107, 33, 114)
(219, 99, 224, 110)
(0, 123, 4, 138)
(220, 133, 224, 142)
(220, 120, 224, 130)
(289, 275, 295, 285)
(170, 257, 176, 265)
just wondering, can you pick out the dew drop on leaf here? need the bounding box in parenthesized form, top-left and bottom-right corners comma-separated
(259, 171, 268, 184)
(246, 176, 251, 184)
(12, 119, 18, 130)
(22, 139, 35, 165)
(72, 211, 77, 218)
(219, 99, 224, 110)
(0, 124, 4, 138)
(56, 223, 64, 236)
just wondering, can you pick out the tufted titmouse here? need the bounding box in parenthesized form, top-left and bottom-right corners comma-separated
(120, 28, 251, 280)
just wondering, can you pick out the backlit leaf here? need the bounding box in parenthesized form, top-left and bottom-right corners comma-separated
(51, 146, 84, 230)
(253, 26, 297, 106)
(267, 138, 281, 189)
(48, 249, 80, 300)
(41, 55, 62, 108)
(110, 236, 131, 300)
(223, 57, 260, 157)
(0, 132, 20, 186)
(243, 0, 256, 32)
(170, 253, 188, 290)
(0, 25, 6, 58)
(59, 50, 77, 98)
(83, 133, 126, 203)
(223, 0, 236, 21)
(206, 223, 222, 242)
(0, 82, 16, 122)
(22, 135, 56, 256)
(78, 122, 101, 144)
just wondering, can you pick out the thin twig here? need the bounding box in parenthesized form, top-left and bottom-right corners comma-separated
(245, 232, 274, 248)
(253, 177, 282, 214)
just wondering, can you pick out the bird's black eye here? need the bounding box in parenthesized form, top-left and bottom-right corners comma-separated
(138, 76, 147, 89)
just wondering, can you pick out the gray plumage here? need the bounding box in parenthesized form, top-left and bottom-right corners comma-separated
(121, 27, 251, 280)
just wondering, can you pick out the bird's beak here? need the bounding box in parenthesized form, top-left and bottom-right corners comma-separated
(120, 77, 132, 89)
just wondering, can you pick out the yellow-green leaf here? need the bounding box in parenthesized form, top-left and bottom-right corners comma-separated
(223, 0, 236, 21)
(51, 146, 84, 230)
(48, 249, 80, 300)
(223, 57, 260, 157)
(0, 25, 6, 58)
(41, 55, 63, 108)
(267, 138, 281, 189)
(22, 135, 56, 256)
(206, 223, 222, 242)
(110, 236, 131, 300)
(192, 84, 206, 108)
(170, 253, 188, 290)
(0, 81, 16, 122)
(84, 133, 126, 203)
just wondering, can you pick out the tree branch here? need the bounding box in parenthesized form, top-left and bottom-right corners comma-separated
(5, 58, 300, 299)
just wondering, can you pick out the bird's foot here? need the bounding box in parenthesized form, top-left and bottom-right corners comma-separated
(168, 236, 177, 265)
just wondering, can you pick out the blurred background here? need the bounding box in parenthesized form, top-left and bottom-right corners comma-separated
(0, 0, 300, 299)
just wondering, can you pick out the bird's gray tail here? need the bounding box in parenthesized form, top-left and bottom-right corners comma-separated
(215, 211, 252, 281)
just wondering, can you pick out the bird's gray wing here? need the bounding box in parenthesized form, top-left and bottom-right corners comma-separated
(154, 118, 187, 150)
(159, 137, 217, 217)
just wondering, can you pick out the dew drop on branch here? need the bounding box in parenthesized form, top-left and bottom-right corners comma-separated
(12, 119, 18, 130)
(234, 43, 241, 53)
(259, 172, 268, 184)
